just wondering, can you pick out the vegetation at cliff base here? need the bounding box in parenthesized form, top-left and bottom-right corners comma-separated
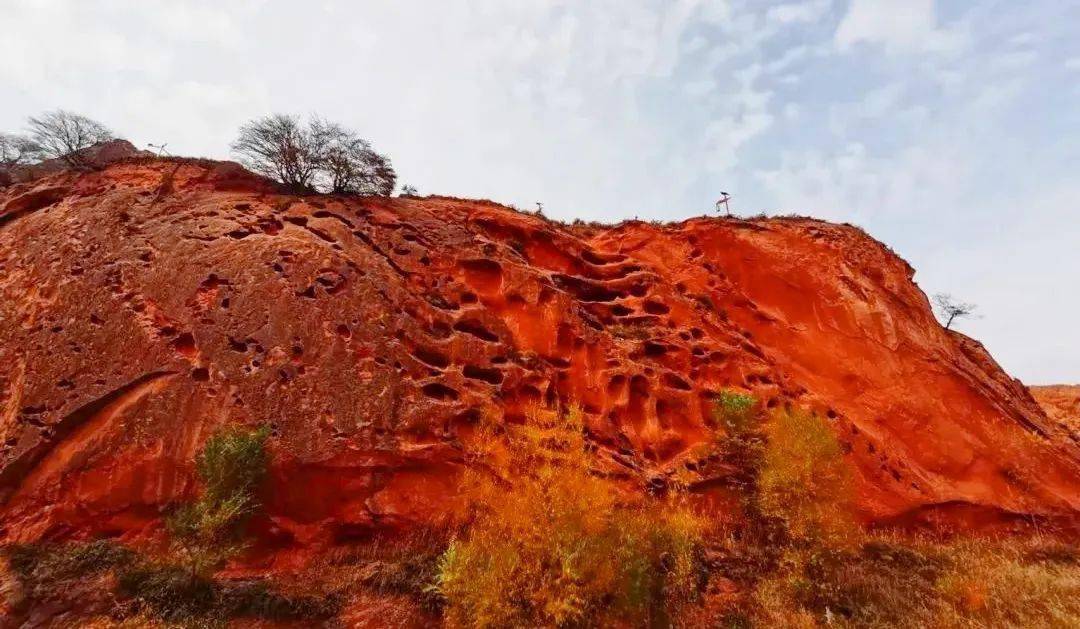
(704, 393, 1080, 628)
(3, 407, 1078, 627)
(435, 407, 707, 628)
(166, 424, 271, 578)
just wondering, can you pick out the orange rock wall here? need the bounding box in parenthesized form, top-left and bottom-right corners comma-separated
(1, 160, 1077, 559)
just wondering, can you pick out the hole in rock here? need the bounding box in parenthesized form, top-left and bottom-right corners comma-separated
(422, 382, 460, 401)
(453, 319, 499, 343)
(553, 275, 624, 303)
(412, 346, 450, 369)
(172, 333, 197, 359)
(463, 365, 504, 385)
(643, 300, 670, 315)
(461, 259, 503, 292)
(429, 321, 452, 339)
(607, 375, 626, 395)
(664, 373, 692, 391)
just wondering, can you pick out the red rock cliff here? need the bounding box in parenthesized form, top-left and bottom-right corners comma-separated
(1032, 385, 1080, 435)
(1, 159, 1077, 559)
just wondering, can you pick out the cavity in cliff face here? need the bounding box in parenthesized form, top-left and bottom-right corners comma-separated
(1, 159, 1077, 557)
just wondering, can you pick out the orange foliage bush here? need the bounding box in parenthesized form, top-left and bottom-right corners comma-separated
(436, 407, 705, 628)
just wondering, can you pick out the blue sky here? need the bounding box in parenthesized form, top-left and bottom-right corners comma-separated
(2, 0, 1078, 383)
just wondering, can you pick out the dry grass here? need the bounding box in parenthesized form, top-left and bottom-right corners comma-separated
(745, 535, 1080, 628)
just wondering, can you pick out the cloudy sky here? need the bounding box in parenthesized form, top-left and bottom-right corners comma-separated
(2, 0, 1078, 383)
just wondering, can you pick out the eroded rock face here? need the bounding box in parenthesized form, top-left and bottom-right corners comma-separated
(1, 159, 1077, 562)
(1032, 385, 1080, 435)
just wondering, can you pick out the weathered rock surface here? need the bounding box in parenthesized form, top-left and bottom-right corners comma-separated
(1032, 385, 1080, 435)
(1, 159, 1077, 564)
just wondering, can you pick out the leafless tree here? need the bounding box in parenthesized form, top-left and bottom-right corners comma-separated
(400, 184, 418, 197)
(231, 114, 328, 191)
(316, 120, 396, 195)
(0, 133, 43, 166)
(232, 114, 395, 195)
(933, 293, 978, 330)
(26, 110, 114, 167)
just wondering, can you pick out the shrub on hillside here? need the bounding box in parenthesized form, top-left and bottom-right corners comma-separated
(714, 390, 757, 434)
(758, 409, 854, 545)
(435, 407, 706, 628)
(166, 424, 270, 577)
(712, 390, 765, 496)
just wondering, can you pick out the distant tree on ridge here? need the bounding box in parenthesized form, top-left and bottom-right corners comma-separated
(231, 114, 395, 195)
(317, 119, 396, 195)
(26, 110, 114, 168)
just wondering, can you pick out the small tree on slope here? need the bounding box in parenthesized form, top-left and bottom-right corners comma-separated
(932, 293, 978, 330)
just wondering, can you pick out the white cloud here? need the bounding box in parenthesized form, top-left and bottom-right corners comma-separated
(765, 0, 831, 25)
(834, 0, 966, 55)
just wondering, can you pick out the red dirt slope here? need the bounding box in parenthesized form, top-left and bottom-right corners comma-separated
(1, 159, 1077, 562)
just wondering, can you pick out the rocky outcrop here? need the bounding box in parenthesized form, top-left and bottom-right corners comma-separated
(1, 159, 1077, 564)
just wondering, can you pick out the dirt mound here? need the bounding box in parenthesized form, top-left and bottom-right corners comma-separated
(1, 159, 1077, 565)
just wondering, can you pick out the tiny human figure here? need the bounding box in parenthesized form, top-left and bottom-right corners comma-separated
(715, 192, 731, 216)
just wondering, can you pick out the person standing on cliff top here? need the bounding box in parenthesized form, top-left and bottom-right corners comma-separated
(715, 192, 731, 216)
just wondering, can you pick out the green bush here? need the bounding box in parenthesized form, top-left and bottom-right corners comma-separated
(166, 424, 270, 577)
(711, 391, 765, 497)
(714, 390, 757, 434)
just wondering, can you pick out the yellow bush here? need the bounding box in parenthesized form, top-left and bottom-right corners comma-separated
(436, 407, 705, 628)
(757, 408, 855, 546)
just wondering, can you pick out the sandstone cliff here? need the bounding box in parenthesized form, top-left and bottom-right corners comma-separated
(1032, 385, 1080, 435)
(1, 159, 1077, 563)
